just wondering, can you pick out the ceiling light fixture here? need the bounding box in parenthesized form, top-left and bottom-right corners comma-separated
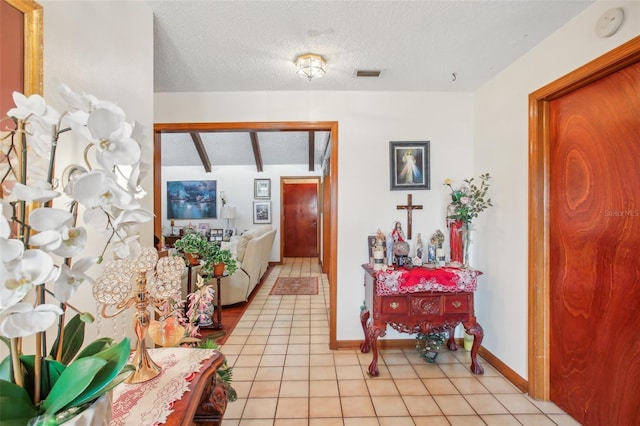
(295, 53, 326, 81)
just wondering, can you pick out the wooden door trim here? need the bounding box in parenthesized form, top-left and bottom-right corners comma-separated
(3, 0, 43, 96)
(280, 177, 321, 258)
(154, 121, 339, 349)
(528, 35, 640, 399)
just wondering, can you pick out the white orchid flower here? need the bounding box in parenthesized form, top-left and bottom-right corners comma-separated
(6, 92, 60, 130)
(28, 208, 87, 257)
(6, 92, 47, 120)
(54, 257, 99, 303)
(113, 208, 153, 230)
(112, 235, 142, 260)
(0, 302, 63, 338)
(73, 170, 134, 210)
(58, 82, 100, 114)
(1, 248, 55, 314)
(87, 106, 141, 169)
(12, 182, 61, 203)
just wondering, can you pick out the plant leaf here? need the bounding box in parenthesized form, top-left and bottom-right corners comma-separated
(75, 337, 114, 359)
(17, 355, 66, 401)
(64, 338, 130, 408)
(0, 379, 38, 424)
(42, 356, 107, 415)
(49, 313, 86, 364)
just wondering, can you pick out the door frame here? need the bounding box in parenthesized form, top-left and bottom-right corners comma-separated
(154, 121, 339, 348)
(528, 36, 640, 399)
(280, 177, 321, 260)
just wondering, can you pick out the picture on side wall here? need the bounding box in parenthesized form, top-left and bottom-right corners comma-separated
(389, 141, 430, 190)
(167, 180, 217, 219)
(254, 178, 271, 199)
(253, 201, 271, 224)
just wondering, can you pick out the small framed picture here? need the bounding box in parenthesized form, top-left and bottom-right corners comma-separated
(198, 222, 209, 236)
(389, 141, 430, 191)
(253, 201, 271, 224)
(254, 178, 271, 199)
(209, 228, 224, 241)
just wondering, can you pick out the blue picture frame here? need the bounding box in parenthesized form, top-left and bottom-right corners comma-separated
(167, 180, 217, 219)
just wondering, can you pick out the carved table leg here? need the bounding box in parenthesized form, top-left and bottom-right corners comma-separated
(193, 376, 228, 425)
(446, 325, 458, 351)
(464, 321, 484, 374)
(360, 310, 371, 353)
(367, 325, 386, 377)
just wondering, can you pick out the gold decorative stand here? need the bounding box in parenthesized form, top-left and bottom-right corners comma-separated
(94, 248, 185, 383)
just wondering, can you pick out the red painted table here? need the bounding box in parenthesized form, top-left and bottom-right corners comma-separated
(360, 264, 484, 376)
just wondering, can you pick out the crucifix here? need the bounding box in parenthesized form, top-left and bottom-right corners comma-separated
(397, 193, 423, 240)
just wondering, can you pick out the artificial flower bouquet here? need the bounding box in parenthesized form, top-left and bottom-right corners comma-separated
(1, 84, 153, 425)
(444, 173, 493, 224)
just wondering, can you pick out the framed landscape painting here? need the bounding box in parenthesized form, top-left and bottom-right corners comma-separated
(389, 141, 430, 190)
(167, 180, 217, 219)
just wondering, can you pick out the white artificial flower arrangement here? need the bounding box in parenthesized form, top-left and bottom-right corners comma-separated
(0, 83, 153, 425)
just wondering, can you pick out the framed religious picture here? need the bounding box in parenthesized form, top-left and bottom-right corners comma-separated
(253, 201, 271, 224)
(389, 141, 430, 191)
(254, 178, 271, 199)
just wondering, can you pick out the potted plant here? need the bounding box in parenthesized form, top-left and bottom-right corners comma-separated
(174, 231, 210, 265)
(208, 247, 237, 276)
(415, 331, 447, 363)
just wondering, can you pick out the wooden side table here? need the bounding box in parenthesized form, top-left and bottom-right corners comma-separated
(200, 273, 228, 330)
(360, 264, 484, 376)
(111, 348, 227, 426)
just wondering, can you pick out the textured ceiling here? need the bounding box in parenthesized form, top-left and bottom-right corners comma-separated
(149, 0, 594, 93)
(150, 0, 594, 168)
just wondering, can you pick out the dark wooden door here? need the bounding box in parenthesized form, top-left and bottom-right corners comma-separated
(283, 182, 318, 257)
(549, 61, 640, 425)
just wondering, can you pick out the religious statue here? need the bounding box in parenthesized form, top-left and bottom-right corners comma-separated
(447, 205, 464, 265)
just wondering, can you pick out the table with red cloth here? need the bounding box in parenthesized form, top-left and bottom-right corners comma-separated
(360, 265, 484, 376)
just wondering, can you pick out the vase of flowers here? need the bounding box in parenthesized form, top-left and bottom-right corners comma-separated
(1, 84, 153, 424)
(444, 173, 492, 268)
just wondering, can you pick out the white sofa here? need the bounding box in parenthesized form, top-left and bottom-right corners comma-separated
(183, 226, 276, 306)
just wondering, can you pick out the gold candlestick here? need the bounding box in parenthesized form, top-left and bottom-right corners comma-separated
(94, 248, 185, 383)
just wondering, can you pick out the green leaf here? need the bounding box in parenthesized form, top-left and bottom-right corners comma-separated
(18, 356, 66, 401)
(64, 338, 130, 408)
(49, 313, 86, 364)
(93, 365, 135, 395)
(42, 356, 107, 415)
(75, 337, 114, 359)
(0, 379, 38, 424)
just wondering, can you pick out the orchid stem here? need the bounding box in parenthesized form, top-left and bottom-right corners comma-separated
(10, 338, 24, 388)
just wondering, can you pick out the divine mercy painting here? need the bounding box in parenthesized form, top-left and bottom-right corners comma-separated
(389, 141, 430, 190)
(167, 180, 217, 219)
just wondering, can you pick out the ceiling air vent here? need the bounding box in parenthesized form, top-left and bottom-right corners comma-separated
(355, 70, 381, 78)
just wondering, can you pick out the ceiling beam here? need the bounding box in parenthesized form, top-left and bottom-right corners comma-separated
(308, 130, 315, 172)
(189, 132, 211, 172)
(249, 131, 264, 172)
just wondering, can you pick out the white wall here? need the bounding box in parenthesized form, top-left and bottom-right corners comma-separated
(41, 0, 154, 345)
(473, 0, 640, 378)
(161, 164, 322, 261)
(155, 91, 476, 342)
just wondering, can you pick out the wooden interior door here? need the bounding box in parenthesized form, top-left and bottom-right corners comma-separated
(548, 60, 640, 425)
(282, 180, 318, 257)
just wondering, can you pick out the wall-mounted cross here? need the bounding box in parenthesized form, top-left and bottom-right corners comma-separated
(397, 193, 423, 240)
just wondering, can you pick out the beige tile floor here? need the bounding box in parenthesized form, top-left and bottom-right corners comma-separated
(219, 258, 579, 426)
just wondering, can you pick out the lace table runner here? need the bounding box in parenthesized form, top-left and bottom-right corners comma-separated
(375, 266, 482, 295)
(110, 347, 218, 426)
